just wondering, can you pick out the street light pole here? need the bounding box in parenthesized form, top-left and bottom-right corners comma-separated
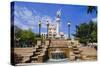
(46, 20, 49, 38)
(38, 20, 42, 37)
(67, 22, 71, 39)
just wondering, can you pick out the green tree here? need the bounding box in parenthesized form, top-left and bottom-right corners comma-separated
(14, 25, 22, 40)
(20, 30, 35, 41)
(88, 21, 97, 43)
(14, 27, 35, 41)
(74, 21, 97, 45)
(14, 26, 38, 47)
(75, 23, 89, 44)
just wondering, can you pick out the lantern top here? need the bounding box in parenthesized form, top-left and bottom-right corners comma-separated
(38, 20, 42, 24)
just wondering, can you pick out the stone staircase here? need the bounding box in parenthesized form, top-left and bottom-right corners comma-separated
(72, 46, 82, 61)
(26, 40, 49, 63)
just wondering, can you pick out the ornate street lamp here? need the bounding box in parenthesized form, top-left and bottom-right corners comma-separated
(38, 20, 42, 37)
(67, 21, 71, 39)
(46, 20, 49, 38)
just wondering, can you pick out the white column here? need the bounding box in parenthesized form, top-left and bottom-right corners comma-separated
(56, 9, 61, 38)
(56, 18, 60, 37)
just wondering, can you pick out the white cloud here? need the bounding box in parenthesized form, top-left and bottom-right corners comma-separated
(41, 16, 54, 28)
(14, 18, 29, 30)
(22, 7, 33, 17)
(92, 17, 97, 22)
(14, 6, 54, 33)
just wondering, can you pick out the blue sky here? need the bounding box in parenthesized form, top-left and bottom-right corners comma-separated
(12, 1, 97, 38)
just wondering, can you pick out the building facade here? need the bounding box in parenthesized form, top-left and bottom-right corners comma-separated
(41, 9, 66, 39)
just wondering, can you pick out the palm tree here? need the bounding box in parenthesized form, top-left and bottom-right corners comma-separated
(38, 20, 42, 37)
(87, 6, 97, 14)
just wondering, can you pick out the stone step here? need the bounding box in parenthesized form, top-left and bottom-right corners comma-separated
(44, 46, 48, 48)
(37, 48, 43, 51)
(31, 60, 38, 63)
(35, 50, 41, 52)
(36, 49, 44, 53)
(31, 56, 38, 60)
(35, 45, 39, 49)
(37, 44, 41, 46)
(73, 48, 78, 50)
(73, 51, 81, 54)
(33, 49, 36, 52)
(75, 54, 81, 57)
(72, 45, 77, 47)
(34, 52, 41, 55)
(38, 45, 43, 48)
(38, 53, 45, 56)
(82, 57, 95, 60)
(27, 41, 49, 63)
(17, 52, 33, 57)
(42, 48, 47, 52)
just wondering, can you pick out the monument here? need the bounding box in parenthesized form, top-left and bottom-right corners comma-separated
(56, 9, 61, 38)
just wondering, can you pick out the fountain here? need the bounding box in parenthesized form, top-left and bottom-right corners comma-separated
(49, 48, 67, 61)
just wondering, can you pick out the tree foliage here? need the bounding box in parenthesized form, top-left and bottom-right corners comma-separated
(87, 6, 97, 14)
(74, 21, 97, 44)
(20, 30, 35, 41)
(14, 26, 40, 47)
